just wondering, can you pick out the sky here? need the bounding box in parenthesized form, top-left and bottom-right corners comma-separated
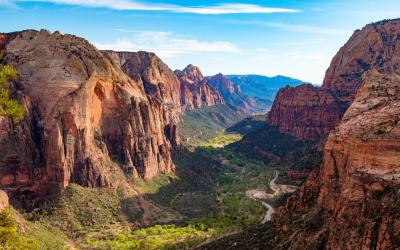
(1, 1, 400, 84)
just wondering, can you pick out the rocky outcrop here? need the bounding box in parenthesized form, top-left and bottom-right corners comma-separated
(274, 69, 400, 249)
(268, 19, 400, 140)
(115, 51, 182, 118)
(0, 30, 180, 206)
(268, 84, 341, 140)
(206, 73, 254, 111)
(175, 65, 224, 110)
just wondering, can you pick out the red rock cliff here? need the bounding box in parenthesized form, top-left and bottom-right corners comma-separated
(274, 69, 400, 249)
(268, 19, 400, 140)
(175, 64, 224, 110)
(268, 84, 341, 140)
(206, 73, 254, 111)
(0, 30, 180, 206)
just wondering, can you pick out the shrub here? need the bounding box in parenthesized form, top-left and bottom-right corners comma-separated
(0, 210, 38, 249)
(0, 64, 24, 123)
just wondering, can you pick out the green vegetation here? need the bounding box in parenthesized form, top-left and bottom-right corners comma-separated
(28, 184, 134, 242)
(227, 122, 322, 184)
(133, 173, 179, 195)
(23, 112, 318, 249)
(88, 224, 216, 250)
(226, 114, 266, 135)
(0, 210, 38, 250)
(0, 61, 25, 123)
(194, 133, 242, 147)
(86, 122, 277, 248)
(197, 222, 278, 250)
(114, 114, 317, 248)
(178, 104, 248, 144)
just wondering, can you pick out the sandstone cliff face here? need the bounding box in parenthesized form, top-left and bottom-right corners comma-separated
(268, 19, 400, 140)
(206, 73, 254, 111)
(268, 84, 341, 140)
(0, 30, 179, 206)
(175, 65, 224, 110)
(115, 51, 181, 118)
(275, 70, 400, 249)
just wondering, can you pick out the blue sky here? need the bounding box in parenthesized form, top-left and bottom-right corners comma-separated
(1, 0, 400, 84)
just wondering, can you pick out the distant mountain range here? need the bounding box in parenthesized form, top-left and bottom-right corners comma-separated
(226, 74, 308, 108)
(205, 73, 307, 114)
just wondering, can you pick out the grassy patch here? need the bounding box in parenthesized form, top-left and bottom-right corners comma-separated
(132, 173, 179, 195)
(178, 105, 248, 144)
(27, 184, 131, 242)
(87, 224, 217, 250)
(194, 133, 242, 148)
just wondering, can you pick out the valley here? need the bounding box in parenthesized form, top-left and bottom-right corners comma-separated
(18, 110, 304, 249)
(56, 113, 293, 249)
(0, 14, 400, 250)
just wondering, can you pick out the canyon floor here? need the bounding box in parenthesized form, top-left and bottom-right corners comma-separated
(10, 112, 304, 250)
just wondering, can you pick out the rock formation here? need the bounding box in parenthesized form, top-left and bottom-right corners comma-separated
(199, 19, 400, 250)
(268, 19, 400, 140)
(175, 64, 224, 110)
(274, 69, 400, 249)
(115, 51, 182, 118)
(0, 30, 180, 206)
(206, 73, 254, 111)
(268, 84, 341, 140)
(0, 190, 9, 211)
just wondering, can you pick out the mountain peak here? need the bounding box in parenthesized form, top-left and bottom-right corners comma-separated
(176, 64, 204, 84)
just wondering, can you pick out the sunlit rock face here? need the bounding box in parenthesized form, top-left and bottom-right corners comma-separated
(175, 64, 224, 111)
(206, 73, 254, 111)
(274, 55, 400, 250)
(0, 30, 180, 206)
(268, 19, 400, 141)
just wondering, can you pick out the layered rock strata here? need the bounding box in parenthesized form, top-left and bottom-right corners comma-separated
(0, 30, 180, 206)
(175, 64, 224, 110)
(268, 19, 400, 140)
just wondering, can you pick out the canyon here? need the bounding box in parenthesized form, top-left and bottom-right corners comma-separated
(273, 68, 400, 250)
(0, 18, 399, 250)
(201, 18, 400, 250)
(0, 29, 297, 208)
(268, 19, 400, 141)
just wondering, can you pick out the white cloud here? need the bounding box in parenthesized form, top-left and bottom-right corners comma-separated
(12, 0, 299, 14)
(94, 31, 242, 58)
(227, 20, 350, 35)
(0, 0, 17, 7)
(260, 22, 350, 35)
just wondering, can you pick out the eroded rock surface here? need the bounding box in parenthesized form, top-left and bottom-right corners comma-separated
(206, 73, 254, 111)
(175, 64, 224, 110)
(0, 30, 179, 206)
(274, 69, 400, 250)
(268, 19, 400, 140)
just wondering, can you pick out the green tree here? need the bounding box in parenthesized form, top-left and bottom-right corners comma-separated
(0, 210, 38, 250)
(0, 62, 24, 123)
